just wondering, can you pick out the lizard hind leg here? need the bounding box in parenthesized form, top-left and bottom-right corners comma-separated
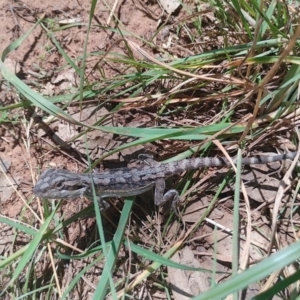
(163, 190, 180, 213)
(154, 178, 180, 213)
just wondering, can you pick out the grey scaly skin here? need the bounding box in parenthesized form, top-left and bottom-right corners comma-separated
(33, 152, 297, 210)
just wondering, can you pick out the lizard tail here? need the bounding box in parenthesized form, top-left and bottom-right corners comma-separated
(163, 151, 298, 176)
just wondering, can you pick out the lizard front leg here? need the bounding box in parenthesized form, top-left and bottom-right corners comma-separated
(154, 178, 180, 212)
(85, 194, 110, 210)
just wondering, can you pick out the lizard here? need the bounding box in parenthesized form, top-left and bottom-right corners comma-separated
(33, 151, 298, 211)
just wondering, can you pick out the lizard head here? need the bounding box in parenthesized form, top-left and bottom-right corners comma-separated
(33, 169, 89, 199)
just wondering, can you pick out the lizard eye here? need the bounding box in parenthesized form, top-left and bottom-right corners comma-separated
(55, 181, 64, 189)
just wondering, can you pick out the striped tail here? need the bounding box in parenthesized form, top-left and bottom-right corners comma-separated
(163, 151, 298, 177)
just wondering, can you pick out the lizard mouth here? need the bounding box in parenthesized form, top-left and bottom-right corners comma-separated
(34, 186, 88, 200)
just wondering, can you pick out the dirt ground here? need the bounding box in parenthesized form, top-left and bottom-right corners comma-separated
(0, 0, 297, 299)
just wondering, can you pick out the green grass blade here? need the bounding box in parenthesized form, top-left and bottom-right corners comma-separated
(1, 209, 56, 295)
(192, 241, 300, 300)
(93, 198, 134, 299)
